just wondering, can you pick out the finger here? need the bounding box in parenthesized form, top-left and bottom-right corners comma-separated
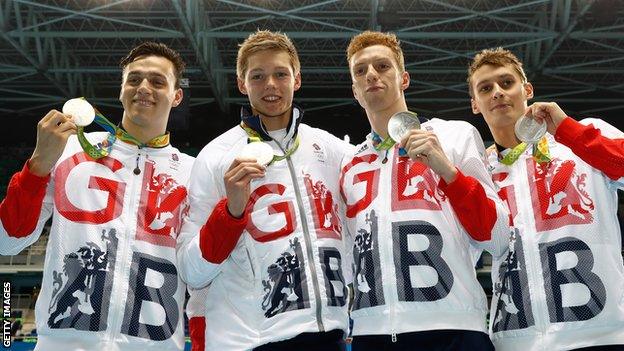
(227, 166, 265, 183)
(57, 121, 78, 134)
(226, 161, 265, 178)
(40, 110, 61, 125)
(44, 112, 72, 129)
(227, 158, 265, 172)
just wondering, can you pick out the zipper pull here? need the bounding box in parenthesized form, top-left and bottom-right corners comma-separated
(391, 332, 397, 343)
(133, 155, 141, 175)
(382, 150, 389, 164)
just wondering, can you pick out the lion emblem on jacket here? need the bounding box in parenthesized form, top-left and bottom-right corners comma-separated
(261, 238, 305, 318)
(48, 229, 117, 328)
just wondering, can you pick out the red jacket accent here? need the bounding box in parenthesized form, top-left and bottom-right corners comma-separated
(555, 117, 624, 180)
(0, 161, 50, 238)
(188, 316, 205, 351)
(439, 169, 497, 241)
(198, 198, 248, 264)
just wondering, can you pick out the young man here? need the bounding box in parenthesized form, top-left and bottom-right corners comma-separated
(176, 30, 352, 350)
(340, 31, 511, 351)
(469, 47, 624, 351)
(0, 42, 194, 350)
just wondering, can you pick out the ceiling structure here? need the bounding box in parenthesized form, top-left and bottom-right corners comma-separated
(1, 0, 623, 145)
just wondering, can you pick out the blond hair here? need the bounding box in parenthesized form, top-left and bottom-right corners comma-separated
(346, 31, 405, 72)
(467, 47, 527, 96)
(236, 30, 300, 79)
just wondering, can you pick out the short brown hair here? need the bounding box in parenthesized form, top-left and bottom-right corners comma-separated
(347, 31, 405, 72)
(119, 42, 186, 88)
(236, 30, 301, 79)
(467, 47, 527, 96)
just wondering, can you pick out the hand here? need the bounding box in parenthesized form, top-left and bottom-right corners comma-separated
(399, 129, 457, 183)
(224, 158, 266, 218)
(29, 110, 77, 176)
(526, 102, 567, 135)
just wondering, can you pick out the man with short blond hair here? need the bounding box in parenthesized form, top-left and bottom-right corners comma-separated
(469, 47, 624, 351)
(177, 30, 352, 350)
(340, 30, 510, 350)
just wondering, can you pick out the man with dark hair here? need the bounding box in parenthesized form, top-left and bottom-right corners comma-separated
(0, 41, 194, 350)
(469, 47, 624, 351)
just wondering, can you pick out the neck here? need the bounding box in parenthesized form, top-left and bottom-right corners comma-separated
(121, 117, 166, 144)
(368, 99, 408, 139)
(490, 125, 521, 150)
(258, 108, 291, 132)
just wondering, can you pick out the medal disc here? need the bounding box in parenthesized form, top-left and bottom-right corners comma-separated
(239, 142, 274, 166)
(388, 111, 421, 142)
(515, 115, 546, 144)
(63, 98, 95, 127)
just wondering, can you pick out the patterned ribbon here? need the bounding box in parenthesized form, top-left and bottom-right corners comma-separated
(76, 99, 169, 159)
(371, 131, 407, 156)
(500, 136, 551, 165)
(240, 122, 300, 165)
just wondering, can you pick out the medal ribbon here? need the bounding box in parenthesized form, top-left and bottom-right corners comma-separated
(240, 122, 300, 165)
(499, 136, 551, 165)
(371, 131, 407, 156)
(76, 99, 169, 159)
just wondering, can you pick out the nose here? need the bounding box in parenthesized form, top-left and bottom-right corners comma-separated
(266, 75, 277, 89)
(491, 83, 504, 99)
(366, 65, 379, 82)
(137, 78, 151, 94)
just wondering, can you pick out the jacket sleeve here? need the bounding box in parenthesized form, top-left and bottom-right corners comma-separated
(176, 149, 244, 289)
(0, 161, 54, 255)
(444, 123, 511, 258)
(555, 117, 624, 187)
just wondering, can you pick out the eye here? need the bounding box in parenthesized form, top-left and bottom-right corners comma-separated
(479, 85, 492, 93)
(151, 78, 166, 87)
(354, 67, 365, 76)
(251, 73, 263, 80)
(127, 76, 141, 85)
(502, 79, 514, 87)
(377, 63, 390, 71)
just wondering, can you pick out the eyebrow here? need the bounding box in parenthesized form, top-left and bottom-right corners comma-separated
(475, 73, 515, 87)
(126, 71, 167, 79)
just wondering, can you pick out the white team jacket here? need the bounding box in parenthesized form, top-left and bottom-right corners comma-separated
(177, 108, 353, 350)
(488, 118, 624, 351)
(0, 132, 194, 351)
(340, 118, 510, 338)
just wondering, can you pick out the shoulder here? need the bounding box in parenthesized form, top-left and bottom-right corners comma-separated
(299, 124, 356, 158)
(196, 126, 247, 164)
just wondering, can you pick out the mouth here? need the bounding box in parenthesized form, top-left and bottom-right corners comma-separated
(262, 95, 282, 103)
(491, 103, 511, 111)
(366, 86, 383, 92)
(133, 99, 155, 107)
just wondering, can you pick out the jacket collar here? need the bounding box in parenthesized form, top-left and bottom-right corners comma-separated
(240, 104, 304, 142)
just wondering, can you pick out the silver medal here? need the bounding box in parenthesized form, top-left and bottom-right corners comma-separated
(388, 111, 421, 142)
(239, 142, 274, 166)
(62, 98, 95, 127)
(515, 114, 546, 144)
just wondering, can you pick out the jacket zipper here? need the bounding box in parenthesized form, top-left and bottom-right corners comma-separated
(108, 150, 143, 342)
(281, 142, 325, 332)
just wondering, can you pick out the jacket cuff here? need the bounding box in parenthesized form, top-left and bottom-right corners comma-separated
(21, 160, 51, 194)
(554, 116, 582, 146)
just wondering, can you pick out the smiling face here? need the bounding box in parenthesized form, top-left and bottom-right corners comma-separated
(237, 50, 301, 131)
(470, 64, 533, 131)
(349, 44, 410, 124)
(119, 55, 182, 137)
